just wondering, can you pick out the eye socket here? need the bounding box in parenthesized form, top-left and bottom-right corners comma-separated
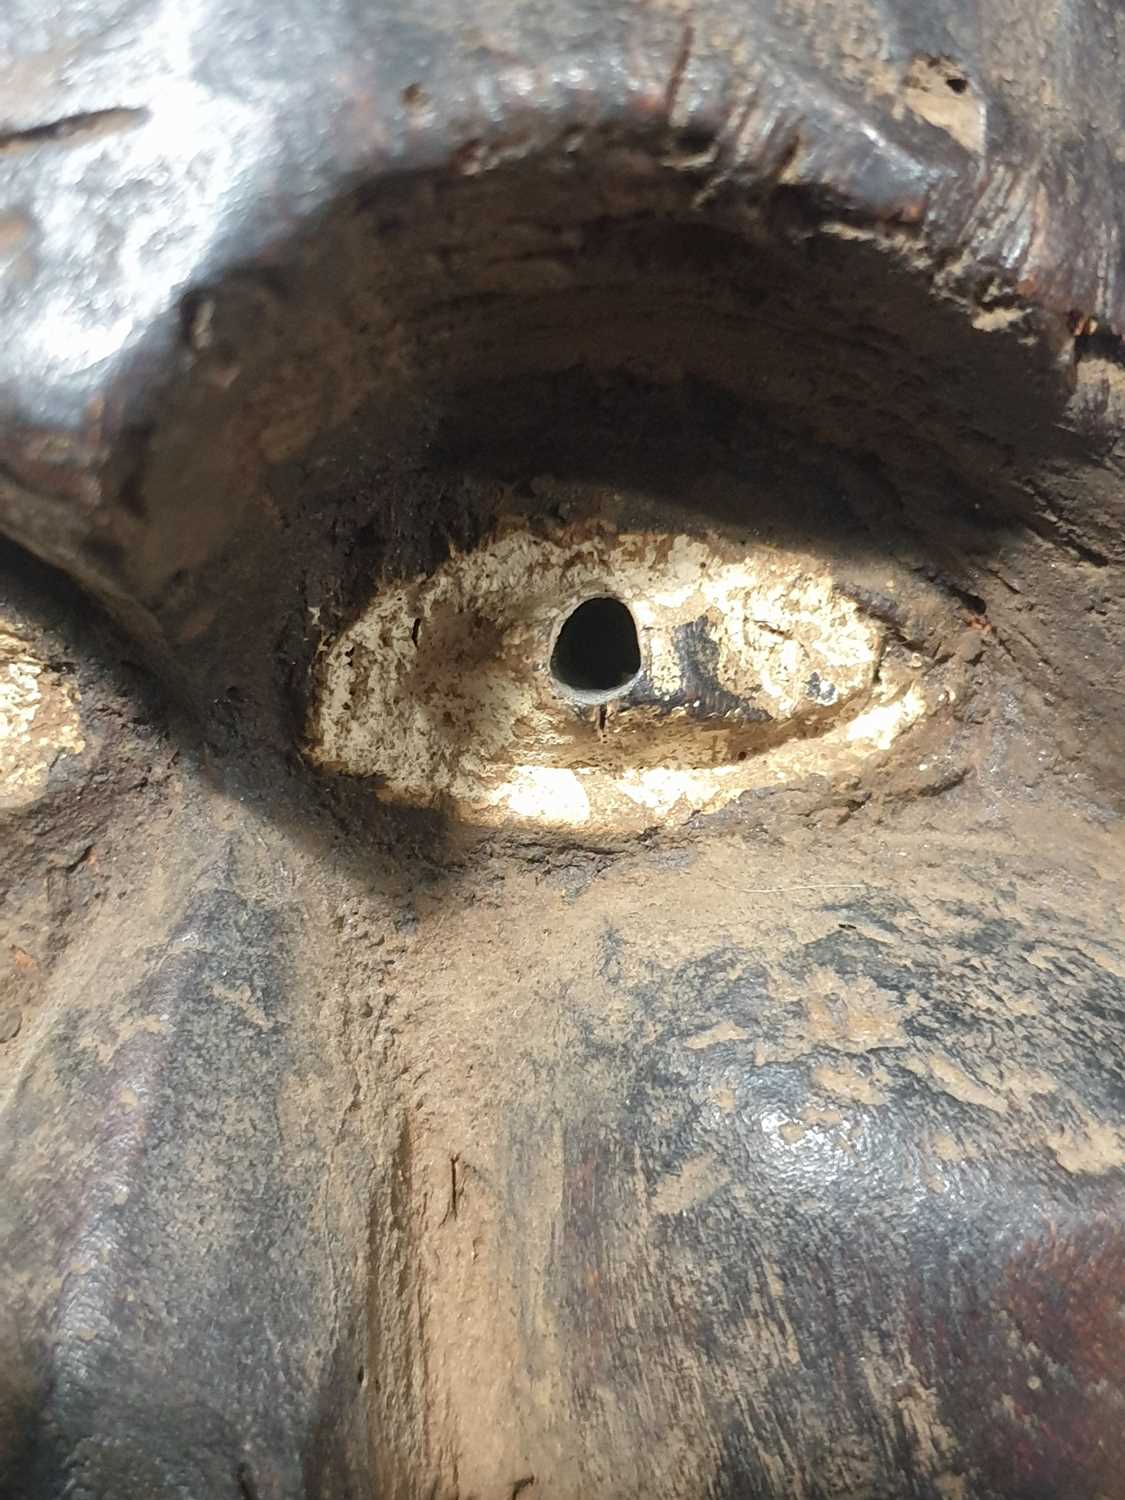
(550, 596, 641, 702)
(309, 525, 950, 833)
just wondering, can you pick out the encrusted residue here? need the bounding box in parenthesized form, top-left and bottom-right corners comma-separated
(307, 524, 950, 832)
(0, 620, 84, 809)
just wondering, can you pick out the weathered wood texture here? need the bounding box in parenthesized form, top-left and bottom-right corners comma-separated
(1, 1, 1124, 1496)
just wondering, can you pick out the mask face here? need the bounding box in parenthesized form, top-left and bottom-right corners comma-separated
(0, 1, 1123, 1497)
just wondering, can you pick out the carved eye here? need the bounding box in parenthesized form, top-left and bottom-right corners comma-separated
(307, 521, 958, 834)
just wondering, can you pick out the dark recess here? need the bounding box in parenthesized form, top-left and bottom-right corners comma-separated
(550, 596, 641, 699)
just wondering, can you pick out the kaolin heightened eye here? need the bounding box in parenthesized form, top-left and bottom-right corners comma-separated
(307, 524, 950, 833)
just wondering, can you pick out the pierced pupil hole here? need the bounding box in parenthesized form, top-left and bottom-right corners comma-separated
(550, 597, 641, 700)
